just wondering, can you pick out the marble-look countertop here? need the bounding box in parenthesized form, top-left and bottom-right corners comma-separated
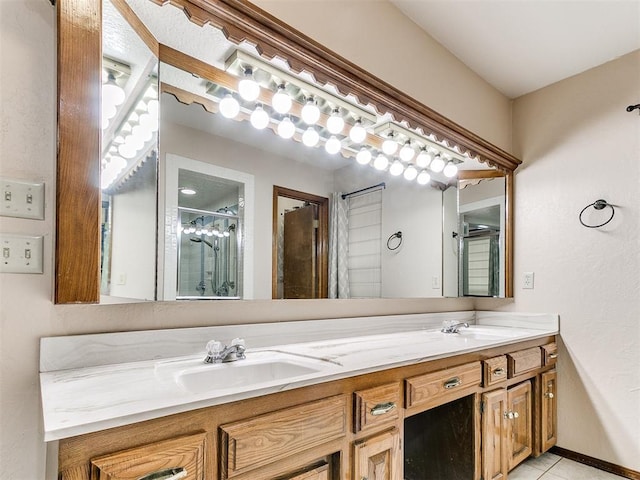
(40, 311, 558, 441)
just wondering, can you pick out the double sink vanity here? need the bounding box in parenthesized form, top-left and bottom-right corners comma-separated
(41, 311, 559, 480)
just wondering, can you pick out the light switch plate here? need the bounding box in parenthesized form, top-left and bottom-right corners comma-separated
(523, 272, 535, 289)
(1, 177, 45, 220)
(0, 234, 44, 273)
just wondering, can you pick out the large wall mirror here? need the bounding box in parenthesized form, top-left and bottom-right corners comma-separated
(56, 0, 520, 304)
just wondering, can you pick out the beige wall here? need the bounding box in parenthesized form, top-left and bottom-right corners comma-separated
(479, 51, 640, 470)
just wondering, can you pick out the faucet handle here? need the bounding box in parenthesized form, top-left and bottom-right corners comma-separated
(230, 337, 245, 347)
(206, 340, 223, 355)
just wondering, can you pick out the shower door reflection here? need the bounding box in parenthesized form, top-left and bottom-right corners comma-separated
(177, 208, 239, 299)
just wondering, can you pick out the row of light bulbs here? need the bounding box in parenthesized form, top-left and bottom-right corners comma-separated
(179, 224, 232, 237)
(217, 67, 459, 184)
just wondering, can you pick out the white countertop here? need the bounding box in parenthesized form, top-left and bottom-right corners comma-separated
(39, 311, 558, 441)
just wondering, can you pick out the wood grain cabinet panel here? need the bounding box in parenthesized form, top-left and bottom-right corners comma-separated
(507, 381, 533, 470)
(507, 348, 542, 378)
(90, 432, 206, 480)
(220, 394, 347, 478)
(353, 429, 402, 480)
(482, 390, 508, 480)
(483, 355, 508, 387)
(541, 343, 558, 367)
(280, 463, 329, 480)
(405, 361, 482, 412)
(353, 382, 401, 434)
(540, 370, 558, 452)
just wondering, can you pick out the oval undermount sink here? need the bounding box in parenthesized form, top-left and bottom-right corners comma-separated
(156, 351, 332, 394)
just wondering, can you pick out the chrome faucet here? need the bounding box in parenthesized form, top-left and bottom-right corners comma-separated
(204, 338, 246, 363)
(441, 322, 469, 334)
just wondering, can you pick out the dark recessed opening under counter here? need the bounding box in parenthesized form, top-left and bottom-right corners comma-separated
(404, 395, 475, 479)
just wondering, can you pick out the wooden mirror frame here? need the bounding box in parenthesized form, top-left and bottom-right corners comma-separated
(56, 0, 520, 304)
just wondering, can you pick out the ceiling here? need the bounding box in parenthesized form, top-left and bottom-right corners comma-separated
(391, 0, 640, 99)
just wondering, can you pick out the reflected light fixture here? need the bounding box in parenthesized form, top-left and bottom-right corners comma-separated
(325, 136, 342, 155)
(238, 68, 260, 101)
(250, 105, 270, 129)
(399, 142, 415, 162)
(326, 108, 345, 134)
(430, 155, 445, 173)
(349, 120, 367, 143)
(277, 116, 296, 139)
(102, 72, 125, 107)
(373, 154, 389, 170)
(382, 133, 398, 156)
(389, 160, 404, 176)
(356, 148, 372, 165)
(219, 94, 240, 119)
(417, 170, 431, 185)
(443, 161, 458, 178)
(302, 127, 320, 147)
(272, 84, 292, 114)
(404, 165, 418, 181)
(180, 187, 197, 195)
(301, 97, 320, 125)
(415, 148, 432, 168)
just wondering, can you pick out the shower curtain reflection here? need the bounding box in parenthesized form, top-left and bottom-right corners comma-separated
(177, 207, 239, 299)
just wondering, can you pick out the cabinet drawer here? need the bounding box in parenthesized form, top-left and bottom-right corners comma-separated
(483, 355, 508, 386)
(354, 382, 401, 433)
(405, 361, 482, 411)
(507, 347, 542, 377)
(220, 395, 347, 478)
(284, 463, 329, 480)
(91, 432, 206, 480)
(541, 342, 558, 366)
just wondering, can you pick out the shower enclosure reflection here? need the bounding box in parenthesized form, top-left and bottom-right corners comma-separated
(177, 208, 239, 299)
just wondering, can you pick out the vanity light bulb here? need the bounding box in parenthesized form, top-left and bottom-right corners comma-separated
(325, 136, 342, 155)
(349, 121, 367, 143)
(102, 76, 125, 107)
(132, 125, 152, 143)
(416, 149, 432, 168)
(250, 106, 270, 130)
(382, 136, 398, 156)
(373, 154, 389, 171)
(271, 85, 292, 114)
(219, 95, 240, 119)
(389, 160, 404, 176)
(195, 228, 202, 235)
(277, 117, 296, 139)
(102, 102, 117, 122)
(147, 99, 159, 117)
(102, 117, 110, 130)
(417, 170, 431, 185)
(301, 98, 320, 125)
(326, 109, 345, 135)
(356, 148, 372, 165)
(118, 143, 137, 159)
(430, 155, 445, 173)
(206, 230, 214, 237)
(109, 156, 127, 172)
(399, 143, 415, 162)
(302, 127, 320, 147)
(144, 85, 158, 100)
(443, 161, 458, 178)
(404, 165, 418, 181)
(238, 69, 260, 101)
(223, 231, 231, 237)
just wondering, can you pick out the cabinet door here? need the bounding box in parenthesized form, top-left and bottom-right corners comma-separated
(507, 380, 532, 470)
(353, 429, 401, 480)
(282, 463, 329, 480)
(482, 389, 508, 480)
(540, 370, 558, 452)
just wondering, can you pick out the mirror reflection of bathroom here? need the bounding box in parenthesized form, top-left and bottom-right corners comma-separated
(176, 169, 242, 299)
(458, 177, 505, 297)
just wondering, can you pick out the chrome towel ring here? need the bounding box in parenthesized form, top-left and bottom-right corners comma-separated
(579, 199, 615, 228)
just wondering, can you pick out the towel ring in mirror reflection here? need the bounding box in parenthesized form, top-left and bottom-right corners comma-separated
(579, 199, 615, 228)
(387, 231, 403, 250)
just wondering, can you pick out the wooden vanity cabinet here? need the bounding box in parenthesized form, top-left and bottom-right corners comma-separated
(540, 369, 558, 453)
(353, 428, 402, 480)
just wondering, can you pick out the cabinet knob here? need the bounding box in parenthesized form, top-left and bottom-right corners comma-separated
(370, 402, 396, 416)
(138, 467, 187, 480)
(545, 392, 555, 399)
(504, 411, 519, 419)
(443, 377, 461, 389)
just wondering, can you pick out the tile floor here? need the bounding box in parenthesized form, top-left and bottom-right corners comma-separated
(509, 452, 628, 479)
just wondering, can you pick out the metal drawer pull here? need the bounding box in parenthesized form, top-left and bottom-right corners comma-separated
(545, 392, 555, 399)
(504, 411, 520, 419)
(492, 367, 506, 376)
(548, 353, 558, 359)
(370, 401, 396, 416)
(138, 467, 187, 480)
(444, 377, 461, 389)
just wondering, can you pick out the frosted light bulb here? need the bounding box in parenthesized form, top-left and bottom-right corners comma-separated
(195, 228, 202, 235)
(373, 154, 389, 171)
(206, 230, 214, 237)
(417, 170, 431, 185)
(382, 135, 398, 156)
(102, 102, 117, 121)
(124, 133, 144, 151)
(147, 99, 159, 116)
(277, 117, 296, 139)
(219, 94, 240, 119)
(356, 148, 371, 165)
(389, 160, 404, 176)
(132, 124, 152, 143)
(415, 149, 432, 168)
(399, 142, 415, 162)
(109, 156, 127, 172)
(250, 106, 270, 130)
(326, 109, 345, 134)
(404, 165, 418, 181)
(325, 136, 341, 155)
(301, 98, 320, 125)
(302, 127, 320, 147)
(349, 121, 367, 143)
(118, 143, 137, 159)
(271, 85, 292, 114)
(430, 155, 445, 173)
(102, 75, 125, 106)
(443, 162, 458, 178)
(144, 85, 158, 100)
(223, 231, 231, 237)
(238, 69, 260, 101)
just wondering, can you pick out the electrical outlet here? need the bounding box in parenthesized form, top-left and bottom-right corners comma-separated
(523, 272, 535, 289)
(1, 177, 45, 220)
(0, 234, 44, 273)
